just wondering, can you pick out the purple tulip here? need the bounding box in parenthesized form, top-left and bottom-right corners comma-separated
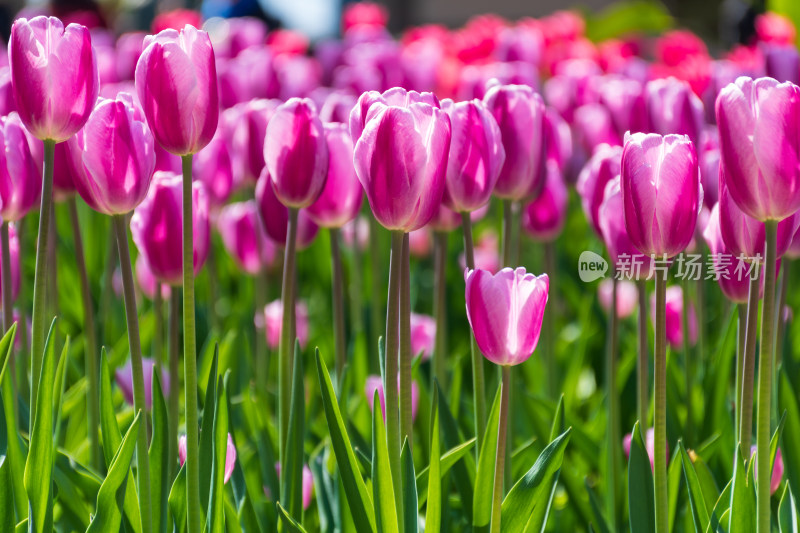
(650, 286, 698, 349)
(597, 75, 648, 138)
(349, 87, 439, 145)
(210, 17, 268, 59)
(192, 132, 233, 208)
(716, 77, 800, 222)
(69, 94, 156, 216)
(521, 161, 568, 241)
(750, 445, 784, 495)
(353, 100, 451, 232)
(465, 267, 549, 366)
(255, 172, 319, 249)
(598, 278, 638, 319)
(9, 16, 99, 142)
(700, 148, 720, 209)
(263, 300, 309, 349)
(115, 32, 146, 82)
(623, 427, 669, 471)
(621, 132, 701, 258)
(130, 171, 210, 285)
(764, 46, 800, 84)
(115, 357, 170, 410)
(0, 223, 20, 304)
(365, 374, 419, 422)
(217, 201, 277, 275)
(573, 103, 622, 153)
(482, 84, 547, 201)
(410, 313, 436, 361)
(440, 98, 505, 213)
(306, 123, 363, 228)
(598, 177, 653, 279)
(217, 47, 279, 107)
(0, 113, 42, 221)
(544, 107, 573, 171)
(233, 99, 280, 185)
(135, 24, 219, 156)
(645, 77, 704, 146)
(319, 90, 357, 124)
(179, 433, 236, 484)
(576, 144, 623, 237)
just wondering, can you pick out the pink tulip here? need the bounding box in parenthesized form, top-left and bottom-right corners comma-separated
(135, 25, 218, 156)
(598, 279, 638, 319)
(262, 300, 309, 350)
(306, 123, 363, 228)
(440, 98, 505, 213)
(0, 223, 20, 304)
(255, 172, 319, 250)
(115, 32, 146, 82)
(623, 427, 669, 471)
(465, 267, 549, 366)
(716, 77, 800, 222)
(272, 463, 314, 510)
(428, 204, 462, 233)
(52, 140, 82, 202)
(69, 94, 156, 216)
(621, 132, 701, 258)
(573, 103, 622, 152)
(130, 172, 210, 285)
(597, 75, 648, 138)
(217, 201, 277, 275)
(0, 68, 15, 116)
(179, 433, 236, 484)
(343, 2, 389, 31)
(217, 48, 279, 107)
(265, 98, 329, 209)
(700, 148, 720, 209)
(365, 374, 419, 422)
(787, 226, 800, 259)
(460, 232, 500, 274)
(482, 84, 547, 201)
(135, 255, 171, 301)
(645, 77, 705, 146)
(348, 87, 439, 145)
(755, 13, 796, 46)
(192, 132, 233, 208)
(650, 286, 698, 349)
(750, 445, 784, 495)
(0, 113, 41, 221)
(9, 16, 99, 142)
(115, 357, 170, 409)
(544, 107, 573, 171)
(409, 227, 433, 257)
(319, 90, 357, 124)
(576, 144, 623, 237)
(521, 161, 568, 241)
(598, 177, 653, 279)
(341, 217, 370, 250)
(410, 313, 436, 360)
(233, 99, 280, 185)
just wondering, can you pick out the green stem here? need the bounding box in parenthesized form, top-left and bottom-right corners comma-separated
(654, 269, 668, 533)
(605, 276, 620, 530)
(154, 284, 163, 364)
(30, 138, 55, 425)
(461, 213, 487, 453)
(385, 231, 404, 527)
(255, 270, 268, 398)
(735, 303, 746, 447)
(399, 233, 413, 448)
(756, 220, 778, 533)
(432, 230, 448, 391)
(68, 199, 101, 471)
(348, 219, 365, 340)
(98, 229, 117, 343)
(168, 290, 180, 480)
(490, 367, 510, 533)
(181, 154, 201, 533)
(773, 259, 789, 426)
(369, 216, 384, 373)
(1, 222, 17, 425)
(501, 200, 512, 268)
(112, 215, 153, 533)
(512, 202, 522, 266)
(740, 270, 760, 454)
(278, 207, 298, 489)
(543, 241, 557, 398)
(682, 277, 693, 444)
(331, 228, 347, 381)
(637, 279, 649, 429)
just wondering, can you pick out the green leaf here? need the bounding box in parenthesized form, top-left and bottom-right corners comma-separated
(729, 445, 755, 533)
(0, 323, 17, 385)
(678, 441, 709, 533)
(315, 350, 375, 532)
(706, 480, 732, 533)
(200, 344, 220, 512)
(500, 428, 572, 533)
(168, 464, 188, 533)
(437, 388, 474, 517)
(779, 370, 800, 497)
(282, 341, 306, 520)
(425, 384, 441, 533)
(277, 502, 309, 533)
(627, 422, 655, 533)
(474, 384, 503, 532)
(401, 439, 418, 533)
(149, 368, 169, 533)
(584, 478, 611, 533)
(0, 394, 15, 532)
(526, 395, 566, 533)
(86, 410, 142, 533)
(415, 438, 476, 507)
(206, 374, 229, 533)
(52, 337, 70, 446)
(23, 319, 60, 533)
(0, 330, 25, 521)
(778, 483, 798, 533)
(371, 389, 398, 533)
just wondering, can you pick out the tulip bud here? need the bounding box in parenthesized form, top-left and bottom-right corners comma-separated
(263, 300, 309, 349)
(115, 357, 169, 410)
(135, 25, 219, 156)
(598, 279, 638, 319)
(179, 433, 236, 484)
(750, 445, 784, 495)
(130, 172, 210, 285)
(440, 98, 505, 213)
(465, 267, 549, 366)
(573, 103, 622, 153)
(621, 132, 701, 258)
(217, 201, 277, 275)
(0, 113, 42, 221)
(700, 148, 720, 209)
(597, 75, 648, 138)
(192, 132, 233, 208)
(365, 374, 419, 422)
(349, 87, 439, 145)
(410, 313, 436, 360)
(544, 108, 573, 171)
(650, 286, 698, 349)
(576, 144, 622, 237)
(521, 161, 568, 241)
(645, 77, 705, 146)
(255, 171, 319, 249)
(9, 16, 99, 142)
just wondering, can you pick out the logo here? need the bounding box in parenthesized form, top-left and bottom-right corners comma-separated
(578, 251, 608, 282)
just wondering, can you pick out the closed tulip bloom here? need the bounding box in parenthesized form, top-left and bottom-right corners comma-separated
(264, 98, 329, 209)
(623, 427, 669, 471)
(354, 101, 451, 232)
(9, 16, 99, 142)
(349, 87, 439, 144)
(217, 201, 277, 275)
(521, 161, 568, 241)
(440, 98, 505, 213)
(135, 25, 219, 156)
(306, 123, 363, 228)
(700, 148, 720, 208)
(573, 103, 622, 153)
(544, 108, 573, 171)
(69, 95, 156, 216)
(598, 177, 653, 279)
(192, 132, 233, 207)
(645, 77, 705, 146)
(598, 278, 638, 319)
(255, 172, 319, 249)
(621, 132, 701, 258)
(365, 374, 420, 422)
(704, 204, 763, 302)
(410, 313, 436, 360)
(130, 172, 210, 285)
(115, 357, 170, 409)
(465, 267, 549, 366)
(650, 286, 698, 349)
(135, 255, 171, 301)
(576, 144, 622, 237)
(598, 75, 648, 138)
(460, 232, 500, 274)
(234, 99, 280, 184)
(180, 433, 236, 484)
(764, 46, 800, 84)
(787, 226, 800, 259)
(263, 300, 309, 349)
(483, 84, 547, 201)
(0, 223, 20, 304)
(716, 77, 800, 221)
(750, 446, 784, 495)
(0, 113, 42, 221)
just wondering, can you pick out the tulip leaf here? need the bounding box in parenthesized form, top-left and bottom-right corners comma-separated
(149, 368, 169, 533)
(0, 326, 26, 521)
(315, 350, 376, 532)
(199, 344, 220, 512)
(706, 480, 732, 533)
(473, 384, 503, 532)
(526, 395, 567, 533)
(401, 439, 418, 533)
(728, 445, 755, 533)
(627, 422, 655, 533)
(678, 441, 709, 533)
(415, 438, 476, 507)
(778, 483, 798, 533)
(584, 478, 612, 533)
(425, 384, 441, 533)
(0, 322, 16, 387)
(500, 427, 572, 533)
(277, 502, 309, 533)
(371, 388, 399, 533)
(283, 341, 305, 521)
(206, 373, 228, 533)
(0, 392, 15, 532)
(86, 410, 142, 533)
(779, 370, 800, 498)
(438, 387, 474, 517)
(168, 464, 187, 533)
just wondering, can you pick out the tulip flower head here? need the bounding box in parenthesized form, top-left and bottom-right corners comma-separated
(365, 374, 420, 422)
(115, 357, 169, 410)
(598, 278, 638, 319)
(9, 16, 99, 142)
(410, 313, 436, 360)
(135, 255, 171, 301)
(348, 87, 440, 144)
(262, 300, 309, 349)
(0, 113, 42, 221)
(521, 161, 568, 242)
(192, 132, 234, 208)
(598, 177, 653, 280)
(750, 445, 784, 495)
(576, 144, 622, 237)
(217, 201, 277, 275)
(465, 267, 549, 366)
(255, 172, 319, 249)
(180, 433, 236, 483)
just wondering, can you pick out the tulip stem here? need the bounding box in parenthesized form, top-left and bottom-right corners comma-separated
(432, 230, 448, 391)
(490, 367, 510, 533)
(30, 138, 55, 425)
(330, 227, 347, 382)
(735, 303, 746, 447)
(654, 269, 668, 533)
(348, 220, 365, 340)
(501, 200, 512, 268)
(461, 213, 487, 453)
(682, 277, 693, 444)
(773, 260, 789, 424)
(369, 215, 384, 373)
(168, 290, 180, 480)
(385, 231, 404, 525)
(112, 215, 153, 533)
(399, 233, 413, 448)
(154, 284, 163, 364)
(756, 220, 778, 533)
(637, 279, 649, 430)
(255, 271, 268, 398)
(606, 276, 620, 530)
(206, 241, 221, 333)
(740, 269, 760, 455)
(68, 199, 101, 471)
(1, 222, 16, 421)
(180, 154, 202, 533)
(278, 207, 299, 494)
